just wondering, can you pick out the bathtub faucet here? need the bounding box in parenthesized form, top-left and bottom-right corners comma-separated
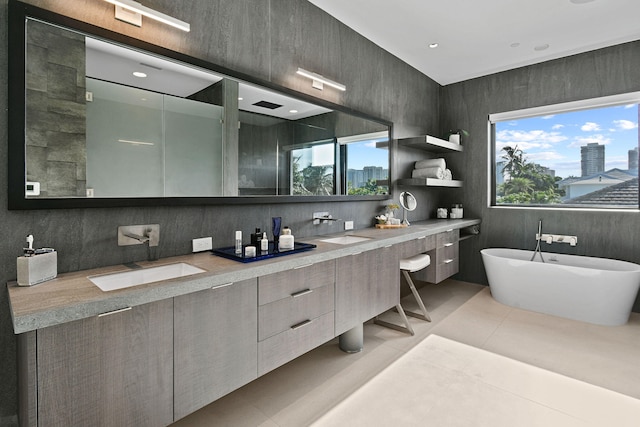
(531, 220, 546, 263)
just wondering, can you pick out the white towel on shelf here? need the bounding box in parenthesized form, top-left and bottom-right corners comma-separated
(443, 169, 452, 180)
(415, 158, 446, 170)
(412, 167, 444, 179)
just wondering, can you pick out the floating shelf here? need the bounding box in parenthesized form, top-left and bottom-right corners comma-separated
(397, 135, 463, 152)
(397, 178, 463, 187)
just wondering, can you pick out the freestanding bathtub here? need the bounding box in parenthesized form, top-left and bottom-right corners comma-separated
(481, 248, 640, 326)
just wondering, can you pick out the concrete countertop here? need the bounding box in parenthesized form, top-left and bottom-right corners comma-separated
(7, 219, 480, 334)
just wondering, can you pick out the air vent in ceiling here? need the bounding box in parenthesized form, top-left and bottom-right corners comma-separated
(253, 100, 282, 110)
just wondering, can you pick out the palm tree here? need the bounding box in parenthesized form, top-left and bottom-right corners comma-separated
(501, 145, 525, 181)
(503, 177, 534, 195)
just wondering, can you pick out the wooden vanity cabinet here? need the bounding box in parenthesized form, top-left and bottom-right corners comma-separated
(257, 261, 335, 376)
(417, 229, 459, 283)
(32, 300, 174, 427)
(335, 246, 399, 336)
(174, 278, 258, 421)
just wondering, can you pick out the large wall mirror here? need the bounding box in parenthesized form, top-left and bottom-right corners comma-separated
(8, 2, 391, 209)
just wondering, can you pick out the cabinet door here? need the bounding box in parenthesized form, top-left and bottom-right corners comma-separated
(37, 300, 174, 427)
(174, 279, 258, 421)
(335, 247, 399, 336)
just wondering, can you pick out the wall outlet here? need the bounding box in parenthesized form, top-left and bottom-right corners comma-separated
(192, 236, 213, 252)
(344, 220, 354, 230)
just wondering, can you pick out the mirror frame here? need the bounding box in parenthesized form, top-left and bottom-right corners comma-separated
(8, 1, 392, 209)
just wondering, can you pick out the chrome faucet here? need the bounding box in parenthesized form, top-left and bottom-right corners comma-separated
(118, 224, 160, 261)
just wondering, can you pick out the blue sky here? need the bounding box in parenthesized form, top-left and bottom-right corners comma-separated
(496, 104, 639, 178)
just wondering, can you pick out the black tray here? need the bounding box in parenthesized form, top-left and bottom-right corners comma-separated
(212, 241, 316, 263)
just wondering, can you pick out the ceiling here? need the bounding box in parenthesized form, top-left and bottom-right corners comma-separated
(308, 0, 640, 85)
(86, 38, 331, 120)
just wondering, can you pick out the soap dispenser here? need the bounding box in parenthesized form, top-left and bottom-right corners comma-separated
(279, 226, 295, 249)
(260, 232, 269, 252)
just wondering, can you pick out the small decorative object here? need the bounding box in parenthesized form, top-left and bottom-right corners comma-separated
(437, 208, 448, 219)
(451, 204, 463, 219)
(375, 214, 388, 224)
(446, 129, 469, 145)
(386, 203, 400, 217)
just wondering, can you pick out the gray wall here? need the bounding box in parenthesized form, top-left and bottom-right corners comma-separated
(0, 0, 440, 424)
(441, 41, 640, 311)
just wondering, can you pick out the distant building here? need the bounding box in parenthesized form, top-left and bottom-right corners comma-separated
(629, 147, 638, 170)
(581, 143, 605, 177)
(495, 161, 505, 185)
(348, 166, 388, 188)
(558, 168, 637, 200)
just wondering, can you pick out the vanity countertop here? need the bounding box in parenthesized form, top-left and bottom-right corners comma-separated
(7, 219, 480, 334)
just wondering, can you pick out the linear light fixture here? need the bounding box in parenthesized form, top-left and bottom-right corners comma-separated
(118, 139, 155, 146)
(296, 68, 346, 91)
(104, 0, 191, 32)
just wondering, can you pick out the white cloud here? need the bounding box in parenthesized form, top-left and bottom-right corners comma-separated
(527, 151, 564, 162)
(581, 122, 601, 131)
(624, 104, 636, 109)
(552, 124, 564, 130)
(613, 119, 638, 130)
(567, 134, 612, 148)
(541, 115, 555, 120)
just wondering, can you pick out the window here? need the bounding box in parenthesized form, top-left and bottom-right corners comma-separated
(289, 131, 389, 196)
(490, 93, 640, 209)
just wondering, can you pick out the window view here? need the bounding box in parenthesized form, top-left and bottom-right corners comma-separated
(492, 97, 639, 208)
(290, 132, 389, 196)
(291, 141, 335, 195)
(343, 133, 389, 195)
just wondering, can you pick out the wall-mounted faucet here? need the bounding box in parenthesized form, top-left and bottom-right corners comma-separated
(536, 233, 577, 247)
(312, 212, 342, 225)
(118, 224, 160, 247)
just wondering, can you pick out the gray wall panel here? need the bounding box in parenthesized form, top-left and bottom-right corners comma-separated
(0, 1, 439, 422)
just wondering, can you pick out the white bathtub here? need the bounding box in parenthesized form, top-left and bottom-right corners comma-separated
(481, 248, 640, 326)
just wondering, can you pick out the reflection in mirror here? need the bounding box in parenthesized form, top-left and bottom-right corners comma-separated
(17, 12, 390, 207)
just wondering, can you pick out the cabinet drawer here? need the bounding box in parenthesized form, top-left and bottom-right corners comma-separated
(258, 260, 335, 305)
(437, 229, 459, 246)
(259, 284, 334, 341)
(397, 235, 436, 258)
(258, 311, 334, 376)
(434, 257, 459, 283)
(438, 241, 459, 262)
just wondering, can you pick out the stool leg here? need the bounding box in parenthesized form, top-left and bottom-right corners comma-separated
(374, 304, 415, 335)
(402, 270, 431, 322)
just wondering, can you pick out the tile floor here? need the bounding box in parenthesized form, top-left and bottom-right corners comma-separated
(171, 279, 640, 426)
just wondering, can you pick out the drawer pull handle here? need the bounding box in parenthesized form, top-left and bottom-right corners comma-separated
(98, 307, 132, 318)
(294, 263, 313, 270)
(444, 243, 454, 247)
(418, 236, 426, 240)
(291, 288, 313, 298)
(212, 282, 233, 290)
(443, 259, 454, 264)
(384, 244, 393, 248)
(291, 319, 313, 330)
(445, 229, 454, 232)
(351, 251, 363, 256)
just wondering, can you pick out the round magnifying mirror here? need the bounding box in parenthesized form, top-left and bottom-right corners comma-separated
(399, 191, 417, 225)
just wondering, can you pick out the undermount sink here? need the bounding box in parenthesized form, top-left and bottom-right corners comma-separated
(320, 235, 373, 245)
(89, 262, 205, 292)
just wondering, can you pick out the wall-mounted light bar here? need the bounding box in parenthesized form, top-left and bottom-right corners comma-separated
(118, 139, 155, 146)
(296, 67, 346, 91)
(104, 0, 191, 32)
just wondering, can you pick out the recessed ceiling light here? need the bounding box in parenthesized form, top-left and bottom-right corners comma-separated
(428, 43, 439, 49)
(238, 97, 243, 101)
(534, 44, 550, 51)
(132, 71, 147, 78)
(289, 109, 298, 114)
